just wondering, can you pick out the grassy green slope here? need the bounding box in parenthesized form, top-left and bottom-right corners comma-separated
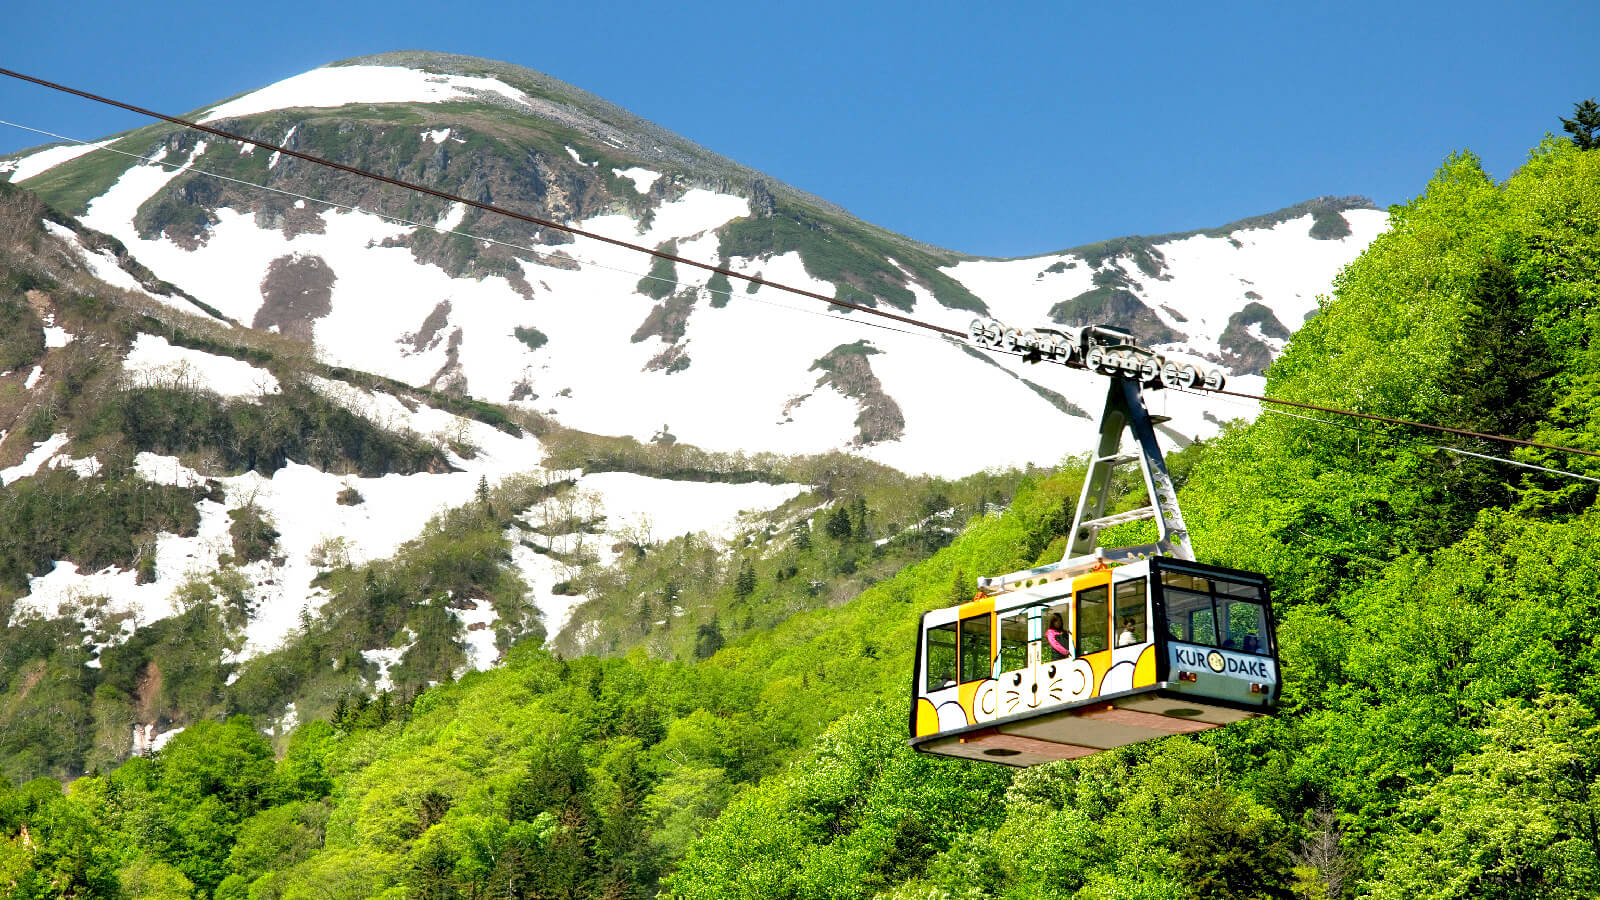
(8, 140, 1600, 900)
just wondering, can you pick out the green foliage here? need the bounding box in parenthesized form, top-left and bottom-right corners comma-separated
(638, 241, 679, 300)
(13, 125, 1600, 900)
(0, 465, 200, 595)
(87, 384, 449, 477)
(229, 502, 280, 564)
(718, 202, 987, 314)
(512, 324, 548, 351)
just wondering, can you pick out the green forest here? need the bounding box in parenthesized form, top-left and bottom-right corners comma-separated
(4, 132, 1600, 900)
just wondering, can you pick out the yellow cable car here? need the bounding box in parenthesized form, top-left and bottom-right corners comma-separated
(912, 321, 1278, 765)
(908, 555, 1277, 766)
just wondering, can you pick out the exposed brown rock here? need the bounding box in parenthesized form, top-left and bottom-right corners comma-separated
(254, 253, 335, 340)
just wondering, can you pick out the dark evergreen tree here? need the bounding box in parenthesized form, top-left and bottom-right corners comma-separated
(823, 506, 853, 541)
(1562, 97, 1600, 149)
(733, 559, 757, 600)
(416, 789, 451, 832)
(694, 617, 725, 660)
(791, 518, 812, 551)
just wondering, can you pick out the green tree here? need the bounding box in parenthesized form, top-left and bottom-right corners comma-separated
(1562, 98, 1600, 150)
(824, 505, 853, 541)
(733, 560, 757, 600)
(1368, 695, 1600, 900)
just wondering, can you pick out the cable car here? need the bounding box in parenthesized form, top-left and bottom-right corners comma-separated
(909, 555, 1278, 766)
(910, 321, 1279, 765)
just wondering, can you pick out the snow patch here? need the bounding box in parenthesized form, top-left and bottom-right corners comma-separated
(200, 66, 533, 123)
(575, 472, 804, 544)
(1, 433, 70, 485)
(362, 638, 412, 693)
(267, 126, 296, 169)
(612, 167, 662, 193)
(436, 202, 468, 232)
(450, 600, 499, 672)
(124, 333, 281, 400)
(421, 128, 458, 144)
(22, 366, 43, 390)
(5, 139, 116, 183)
(40, 219, 156, 301)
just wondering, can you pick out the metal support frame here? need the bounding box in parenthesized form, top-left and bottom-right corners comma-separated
(1066, 377, 1194, 563)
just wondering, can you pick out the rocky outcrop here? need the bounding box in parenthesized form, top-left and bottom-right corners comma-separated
(1048, 267, 1182, 346)
(808, 341, 905, 446)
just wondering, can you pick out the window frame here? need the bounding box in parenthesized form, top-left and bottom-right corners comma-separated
(1150, 558, 1275, 656)
(1076, 584, 1110, 657)
(1113, 577, 1148, 648)
(924, 621, 959, 693)
(959, 613, 993, 684)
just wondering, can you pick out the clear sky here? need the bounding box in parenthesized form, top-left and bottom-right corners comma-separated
(2, 1, 1595, 257)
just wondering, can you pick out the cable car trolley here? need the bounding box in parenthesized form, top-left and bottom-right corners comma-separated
(909, 320, 1280, 766)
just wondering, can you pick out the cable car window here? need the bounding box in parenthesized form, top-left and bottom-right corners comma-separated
(1077, 585, 1109, 655)
(999, 612, 1028, 672)
(1164, 589, 1217, 646)
(1219, 598, 1269, 655)
(925, 622, 958, 692)
(1043, 602, 1072, 662)
(1114, 578, 1147, 647)
(960, 614, 992, 683)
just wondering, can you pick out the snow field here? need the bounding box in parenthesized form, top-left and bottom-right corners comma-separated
(6, 359, 809, 673)
(945, 210, 1390, 368)
(61, 112, 1385, 478)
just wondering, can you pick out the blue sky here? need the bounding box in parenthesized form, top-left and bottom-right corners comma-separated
(2, 1, 1595, 257)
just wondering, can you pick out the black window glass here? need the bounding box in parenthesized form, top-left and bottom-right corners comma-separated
(925, 622, 958, 692)
(960, 614, 992, 683)
(1163, 572, 1212, 593)
(1077, 585, 1109, 655)
(1219, 598, 1269, 654)
(1043, 602, 1072, 662)
(999, 612, 1029, 673)
(1114, 578, 1147, 648)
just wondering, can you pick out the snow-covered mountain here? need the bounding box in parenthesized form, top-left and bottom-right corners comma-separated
(2, 52, 1387, 478)
(0, 52, 1390, 773)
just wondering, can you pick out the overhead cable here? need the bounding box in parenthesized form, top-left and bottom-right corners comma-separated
(0, 118, 941, 345)
(1262, 407, 1600, 484)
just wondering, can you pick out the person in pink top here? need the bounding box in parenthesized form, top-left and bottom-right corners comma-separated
(1046, 613, 1071, 657)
